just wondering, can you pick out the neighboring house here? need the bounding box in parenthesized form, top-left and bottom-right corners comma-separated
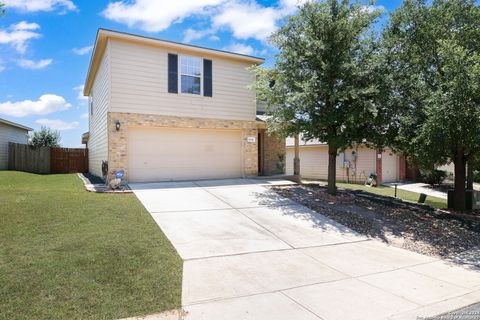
(82, 29, 285, 183)
(0, 118, 32, 170)
(285, 137, 406, 184)
(437, 162, 455, 175)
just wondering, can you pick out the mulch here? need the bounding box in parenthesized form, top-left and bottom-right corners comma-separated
(272, 183, 480, 260)
(81, 172, 105, 185)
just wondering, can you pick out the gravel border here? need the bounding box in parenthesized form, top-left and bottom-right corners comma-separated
(77, 173, 132, 193)
(272, 183, 480, 263)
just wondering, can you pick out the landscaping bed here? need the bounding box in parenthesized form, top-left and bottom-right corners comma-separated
(272, 183, 480, 261)
(0, 172, 182, 320)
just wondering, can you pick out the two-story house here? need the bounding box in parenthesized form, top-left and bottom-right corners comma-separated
(82, 29, 285, 183)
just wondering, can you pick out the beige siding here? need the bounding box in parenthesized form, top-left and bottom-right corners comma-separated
(88, 43, 110, 178)
(108, 39, 256, 121)
(286, 146, 377, 183)
(0, 123, 28, 170)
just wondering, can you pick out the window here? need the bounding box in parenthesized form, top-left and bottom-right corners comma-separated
(180, 56, 201, 95)
(89, 95, 93, 116)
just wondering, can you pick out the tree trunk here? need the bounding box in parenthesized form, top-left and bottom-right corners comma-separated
(294, 134, 300, 176)
(467, 161, 474, 190)
(327, 144, 337, 195)
(453, 153, 466, 211)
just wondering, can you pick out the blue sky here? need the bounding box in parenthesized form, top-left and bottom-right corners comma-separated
(0, 0, 402, 147)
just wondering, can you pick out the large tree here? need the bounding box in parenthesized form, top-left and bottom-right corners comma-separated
(383, 0, 480, 210)
(252, 0, 389, 194)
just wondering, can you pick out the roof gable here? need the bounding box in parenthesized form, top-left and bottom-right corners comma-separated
(83, 28, 264, 96)
(0, 118, 32, 131)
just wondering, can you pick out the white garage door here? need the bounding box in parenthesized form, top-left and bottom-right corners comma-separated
(286, 146, 329, 179)
(382, 150, 398, 183)
(128, 127, 243, 182)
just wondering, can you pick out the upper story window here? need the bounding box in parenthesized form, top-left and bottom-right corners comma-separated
(180, 56, 201, 95)
(89, 95, 93, 116)
(168, 53, 212, 97)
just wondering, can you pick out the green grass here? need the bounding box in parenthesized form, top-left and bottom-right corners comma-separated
(333, 182, 447, 209)
(0, 172, 182, 320)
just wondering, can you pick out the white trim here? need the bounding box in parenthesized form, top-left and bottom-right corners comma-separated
(0, 118, 32, 131)
(178, 55, 203, 96)
(84, 29, 264, 96)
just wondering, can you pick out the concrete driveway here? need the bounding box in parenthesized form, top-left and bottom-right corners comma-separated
(131, 179, 480, 320)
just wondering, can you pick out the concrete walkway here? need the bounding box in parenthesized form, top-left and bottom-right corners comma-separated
(131, 179, 480, 320)
(384, 182, 448, 199)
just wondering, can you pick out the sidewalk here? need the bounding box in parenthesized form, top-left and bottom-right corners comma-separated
(384, 182, 448, 199)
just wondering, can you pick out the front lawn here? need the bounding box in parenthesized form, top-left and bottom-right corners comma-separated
(0, 172, 182, 320)
(334, 182, 447, 209)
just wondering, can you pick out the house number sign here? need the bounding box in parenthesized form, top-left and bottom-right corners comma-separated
(247, 136, 256, 143)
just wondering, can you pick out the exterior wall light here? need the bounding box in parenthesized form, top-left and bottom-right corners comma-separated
(115, 120, 121, 131)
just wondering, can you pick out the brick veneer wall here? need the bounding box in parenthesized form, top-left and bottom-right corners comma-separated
(107, 112, 259, 181)
(262, 131, 286, 175)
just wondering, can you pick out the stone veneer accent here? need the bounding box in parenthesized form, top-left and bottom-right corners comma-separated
(107, 112, 259, 181)
(262, 130, 286, 175)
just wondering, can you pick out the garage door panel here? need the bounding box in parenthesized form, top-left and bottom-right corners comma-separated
(382, 150, 398, 183)
(128, 127, 242, 182)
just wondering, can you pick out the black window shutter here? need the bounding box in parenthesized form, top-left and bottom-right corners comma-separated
(168, 53, 178, 94)
(203, 59, 212, 97)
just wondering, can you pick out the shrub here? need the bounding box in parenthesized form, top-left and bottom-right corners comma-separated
(474, 171, 480, 183)
(420, 169, 447, 186)
(29, 126, 61, 147)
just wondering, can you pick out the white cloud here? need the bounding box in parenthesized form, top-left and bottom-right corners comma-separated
(209, 35, 220, 41)
(0, 65, 5, 72)
(73, 84, 87, 104)
(80, 112, 88, 119)
(101, 0, 306, 42)
(0, 94, 71, 117)
(72, 45, 93, 55)
(279, 0, 308, 14)
(12, 21, 40, 31)
(5, 0, 77, 13)
(212, 1, 279, 41)
(0, 21, 41, 53)
(183, 0, 307, 44)
(35, 118, 79, 130)
(362, 5, 386, 14)
(223, 43, 254, 55)
(183, 28, 214, 43)
(18, 58, 52, 69)
(102, 0, 225, 33)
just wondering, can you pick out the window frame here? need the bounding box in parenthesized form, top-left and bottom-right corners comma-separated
(89, 94, 93, 116)
(178, 55, 203, 96)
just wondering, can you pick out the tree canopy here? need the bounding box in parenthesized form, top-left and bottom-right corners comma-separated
(29, 127, 61, 148)
(383, 0, 480, 210)
(251, 0, 388, 194)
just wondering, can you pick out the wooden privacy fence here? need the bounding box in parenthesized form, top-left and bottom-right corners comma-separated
(51, 147, 88, 173)
(8, 143, 50, 173)
(8, 143, 88, 174)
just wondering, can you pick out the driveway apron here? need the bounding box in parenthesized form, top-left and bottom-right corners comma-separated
(131, 179, 480, 320)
